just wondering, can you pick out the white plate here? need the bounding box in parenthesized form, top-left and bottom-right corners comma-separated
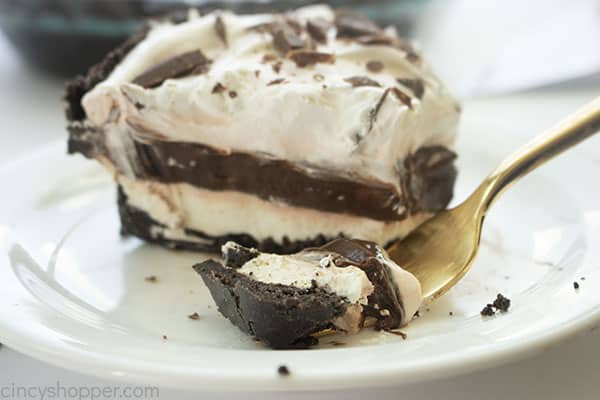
(1, 100, 600, 392)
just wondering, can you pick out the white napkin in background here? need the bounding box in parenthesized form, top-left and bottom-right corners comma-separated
(417, 0, 600, 98)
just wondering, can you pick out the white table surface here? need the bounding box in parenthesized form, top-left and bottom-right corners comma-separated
(1, 34, 600, 400)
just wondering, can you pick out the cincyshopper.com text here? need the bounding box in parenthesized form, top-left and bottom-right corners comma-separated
(0, 382, 159, 400)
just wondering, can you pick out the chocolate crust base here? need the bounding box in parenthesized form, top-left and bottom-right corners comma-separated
(117, 186, 336, 254)
(195, 259, 348, 349)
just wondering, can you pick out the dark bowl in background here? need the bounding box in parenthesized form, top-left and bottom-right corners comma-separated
(0, 0, 425, 78)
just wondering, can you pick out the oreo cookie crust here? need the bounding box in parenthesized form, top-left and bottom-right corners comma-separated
(196, 260, 348, 349)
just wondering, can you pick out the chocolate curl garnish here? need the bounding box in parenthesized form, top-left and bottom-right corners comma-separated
(133, 50, 210, 88)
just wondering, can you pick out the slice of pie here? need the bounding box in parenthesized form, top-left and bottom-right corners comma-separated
(65, 5, 460, 253)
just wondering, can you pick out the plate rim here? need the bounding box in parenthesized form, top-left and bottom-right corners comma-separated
(1, 298, 599, 391)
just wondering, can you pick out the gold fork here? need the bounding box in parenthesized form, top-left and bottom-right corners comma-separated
(387, 96, 600, 303)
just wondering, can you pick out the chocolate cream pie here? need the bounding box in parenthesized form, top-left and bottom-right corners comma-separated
(65, 5, 460, 254)
(194, 239, 422, 348)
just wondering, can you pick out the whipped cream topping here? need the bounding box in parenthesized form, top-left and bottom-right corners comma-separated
(82, 5, 460, 190)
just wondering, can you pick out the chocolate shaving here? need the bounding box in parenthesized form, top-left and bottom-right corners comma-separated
(391, 87, 413, 109)
(288, 51, 335, 67)
(284, 17, 304, 35)
(228, 91, 238, 99)
(272, 61, 283, 73)
(212, 82, 226, 94)
(272, 23, 306, 54)
(267, 78, 286, 86)
(190, 63, 210, 75)
(356, 34, 396, 46)
(262, 54, 278, 63)
(132, 50, 210, 88)
(335, 9, 382, 38)
(307, 18, 331, 43)
(366, 60, 384, 73)
(214, 15, 228, 47)
(145, 275, 157, 283)
(368, 88, 391, 132)
(247, 22, 275, 34)
(344, 76, 381, 88)
(397, 78, 425, 99)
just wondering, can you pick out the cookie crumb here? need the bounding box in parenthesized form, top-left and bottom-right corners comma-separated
(480, 304, 495, 317)
(212, 82, 226, 94)
(493, 293, 511, 312)
(145, 275, 157, 283)
(481, 293, 511, 317)
(574, 281, 580, 290)
(277, 365, 290, 377)
(267, 78, 286, 86)
(188, 312, 201, 320)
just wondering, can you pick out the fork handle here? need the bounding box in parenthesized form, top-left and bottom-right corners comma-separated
(479, 96, 600, 211)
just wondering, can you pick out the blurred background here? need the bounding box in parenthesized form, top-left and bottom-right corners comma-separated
(1, 0, 599, 93)
(1, 0, 598, 162)
(1, 0, 598, 171)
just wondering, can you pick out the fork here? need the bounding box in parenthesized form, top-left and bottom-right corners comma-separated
(387, 96, 600, 302)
